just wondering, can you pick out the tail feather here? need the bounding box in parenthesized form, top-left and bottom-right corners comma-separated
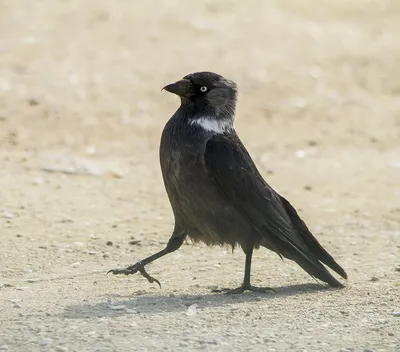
(279, 196, 348, 284)
(285, 246, 345, 287)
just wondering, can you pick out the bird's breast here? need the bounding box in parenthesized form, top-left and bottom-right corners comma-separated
(160, 116, 208, 184)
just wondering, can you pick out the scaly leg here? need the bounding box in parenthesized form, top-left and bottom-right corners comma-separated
(213, 247, 276, 294)
(108, 232, 185, 288)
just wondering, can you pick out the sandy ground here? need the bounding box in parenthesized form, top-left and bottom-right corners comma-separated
(0, 0, 400, 351)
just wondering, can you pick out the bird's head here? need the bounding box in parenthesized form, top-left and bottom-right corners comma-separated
(163, 72, 237, 133)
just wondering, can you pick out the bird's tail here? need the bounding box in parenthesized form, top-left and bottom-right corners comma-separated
(279, 196, 347, 287)
(285, 246, 345, 287)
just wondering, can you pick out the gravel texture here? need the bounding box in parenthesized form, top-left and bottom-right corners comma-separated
(0, 1, 399, 351)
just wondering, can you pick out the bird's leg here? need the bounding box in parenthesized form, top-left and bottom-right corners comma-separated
(213, 247, 276, 294)
(108, 232, 185, 288)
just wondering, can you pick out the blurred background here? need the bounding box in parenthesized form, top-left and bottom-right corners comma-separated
(0, 1, 399, 351)
(1, 0, 399, 238)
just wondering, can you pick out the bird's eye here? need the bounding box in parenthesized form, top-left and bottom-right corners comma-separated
(200, 86, 208, 93)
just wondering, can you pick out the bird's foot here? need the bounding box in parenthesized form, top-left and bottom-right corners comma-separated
(108, 261, 161, 288)
(212, 284, 276, 294)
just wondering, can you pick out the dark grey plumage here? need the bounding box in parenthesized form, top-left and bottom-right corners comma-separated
(109, 71, 347, 292)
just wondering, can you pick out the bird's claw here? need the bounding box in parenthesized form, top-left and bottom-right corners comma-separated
(137, 265, 162, 288)
(107, 268, 135, 275)
(108, 261, 162, 288)
(212, 285, 276, 294)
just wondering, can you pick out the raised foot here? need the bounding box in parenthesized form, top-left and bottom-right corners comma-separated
(212, 285, 276, 294)
(107, 261, 161, 288)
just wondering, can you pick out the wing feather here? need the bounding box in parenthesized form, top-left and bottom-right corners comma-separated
(204, 133, 346, 286)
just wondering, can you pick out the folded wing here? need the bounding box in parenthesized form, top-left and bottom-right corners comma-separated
(204, 133, 347, 287)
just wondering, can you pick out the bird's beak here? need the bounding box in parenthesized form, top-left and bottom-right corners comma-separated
(162, 79, 194, 98)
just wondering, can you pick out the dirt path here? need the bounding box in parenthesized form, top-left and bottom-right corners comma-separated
(0, 1, 399, 351)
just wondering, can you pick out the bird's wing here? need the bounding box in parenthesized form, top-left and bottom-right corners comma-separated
(204, 133, 303, 252)
(204, 133, 346, 286)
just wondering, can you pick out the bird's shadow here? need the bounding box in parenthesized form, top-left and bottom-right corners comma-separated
(59, 283, 331, 319)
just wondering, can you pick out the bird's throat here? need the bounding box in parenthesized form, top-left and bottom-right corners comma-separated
(189, 116, 233, 134)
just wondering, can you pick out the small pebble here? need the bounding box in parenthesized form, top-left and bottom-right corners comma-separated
(392, 311, 400, 317)
(26, 279, 36, 283)
(109, 305, 126, 310)
(40, 338, 52, 346)
(16, 287, 29, 291)
(185, 304, 198, 316)
(199, 339, 217, 345)
(133, 290, 146, 295)
(128, 240, 141, 246)
(72, 242, 85, 247)
(2, 212, 15, 219)
(32, 177, 44, 185)
(370, 276, 379, 282)
(125, 308, 137, 314)
(27, 98, 39, 106)
(3, 283, 13, 288)
(106, 241, 113, 246)
(85, 146, 96, 155)
(295, 150, 306, 158)
(109, 169, 124, 178)
(13, 303, 21, 308)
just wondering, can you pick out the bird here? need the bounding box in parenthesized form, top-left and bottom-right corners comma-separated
(108, 71, 348, 293)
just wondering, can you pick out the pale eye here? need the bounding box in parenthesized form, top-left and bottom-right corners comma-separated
(200, 86, 208, 93)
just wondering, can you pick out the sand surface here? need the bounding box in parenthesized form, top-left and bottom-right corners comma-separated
(0, 1, 399, 351)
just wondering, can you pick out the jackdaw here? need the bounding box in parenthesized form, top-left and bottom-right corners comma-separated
(109, 71, 347, 293)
